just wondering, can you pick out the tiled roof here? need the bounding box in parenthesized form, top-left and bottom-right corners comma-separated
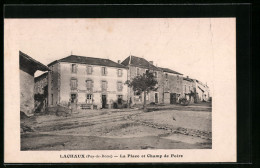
(121, 55, 160, 71)
(159, 67, 183, 75)
(183, 77, 194, 82)
(20, 51, 50, 72)
(48, 55, 127, 69)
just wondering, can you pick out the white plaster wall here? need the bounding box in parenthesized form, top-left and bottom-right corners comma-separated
(59, 62, 128, 107)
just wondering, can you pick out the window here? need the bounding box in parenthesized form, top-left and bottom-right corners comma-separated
(71, 79, 77, 90)
(71, 64, 77, 73)
(70, 94, 77, 103)
(118, 69, 122, 77)
(102, 67, 107, 76)
(165, 73, 168, 79)
(87, 66, 92, 74)
(86, 94, 92, 104)
(146, 92, 149, 101)
(146, 69, 149, 74)
(86, 80, 93, 91)
(137, 68, 140, 76)
(118, 95, 123, 104)
(101, 81, 107, 91)
(154, 72, 158, 78)
(117, 81, 123, 91)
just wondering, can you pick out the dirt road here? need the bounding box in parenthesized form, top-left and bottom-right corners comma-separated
(21, 103, 212, 150)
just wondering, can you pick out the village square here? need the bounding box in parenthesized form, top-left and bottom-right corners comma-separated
(20, 51, 212, 150)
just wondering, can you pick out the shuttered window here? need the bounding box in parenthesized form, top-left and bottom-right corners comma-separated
(101, 81, 107, 91)
(117, 81, 123, 91)
(118, 69, 122, 77)
(87, 66, 93, 74)
(86, 80, 93, 91)
(71, 64, 77, 73)
(101, 67, 107, 76)
(71, 79, 77, 90)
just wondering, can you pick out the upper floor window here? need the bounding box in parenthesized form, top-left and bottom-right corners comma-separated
(184, 85, 186, 92)
(137, 68, 140, 76)
(154, 72, 158, 78)
(86, 80, 93, 91)
(102, 67, 107, 76)
(165, 73, 168, 79)
(101, 81, 107, 91)
(118, 69, 122, 77)
(70, 78, 77, 90)
(87, 66, 93, 74)
(71, 64, 77, 73)
(117, 81, 123, 91)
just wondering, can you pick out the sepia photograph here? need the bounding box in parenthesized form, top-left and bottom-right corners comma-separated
(5, 17, 236, 163)
(18, 18, 213, 150)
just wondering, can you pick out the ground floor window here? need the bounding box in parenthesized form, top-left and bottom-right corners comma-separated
(70, 93, 77, 103)
(118, 95, 123, 104)
(86, 94, 93, 104)
(134, 91, 142, 102)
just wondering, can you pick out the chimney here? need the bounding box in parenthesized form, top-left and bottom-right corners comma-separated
(118, 60, 121, 64)
(149, 61, 153, 65)
(187, 76, 189, 78)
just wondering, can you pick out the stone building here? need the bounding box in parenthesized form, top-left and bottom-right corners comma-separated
(20, 51, 49, 116)
(193, 79, 210, 102)
(183, 76, 196, 103)
(47, 55, 128, 110)
(121, 55, 164, 105)
(34, 72, 48, 112)
(159, 67, 183, 104)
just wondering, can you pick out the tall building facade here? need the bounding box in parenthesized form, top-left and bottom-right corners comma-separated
(48, 55, 128, 109)
(160, 67, 183, 104)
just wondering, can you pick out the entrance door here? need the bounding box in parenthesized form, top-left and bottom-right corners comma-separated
(155, 93, 159, 103)
(170, 93, 177, 104)
(102, 95, 107, 108)
(70, 93, 77, 111)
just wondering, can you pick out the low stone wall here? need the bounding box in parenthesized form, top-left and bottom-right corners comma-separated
(46, 105, 72, 116)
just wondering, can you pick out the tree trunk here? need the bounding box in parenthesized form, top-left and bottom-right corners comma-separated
(143, 91, 147, 111)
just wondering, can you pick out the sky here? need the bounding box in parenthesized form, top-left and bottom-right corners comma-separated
(5, 18, 236, 90)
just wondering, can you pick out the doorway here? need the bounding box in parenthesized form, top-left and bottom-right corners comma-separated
(70, 93, 77, 111)
(170, 93, 177, 104)
(102, 95, 107, 108)
(155, 93, 159, 103)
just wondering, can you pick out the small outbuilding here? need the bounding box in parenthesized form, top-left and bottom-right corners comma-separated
(20, 51, 49, 116)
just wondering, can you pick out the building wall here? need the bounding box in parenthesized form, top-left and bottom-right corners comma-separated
(128, 65, 164, 105)
(48, 63, 59, 107)
(34, 75, 48, 112)
(183, 79, 195, 95)
(183, 79, 195, 103)
(20, 70, 34, 116)
(57, 62, 128, 109)
(162, 73, 183, 104)
(195, 82, 210, 101)
(34, 76, 48, 94)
